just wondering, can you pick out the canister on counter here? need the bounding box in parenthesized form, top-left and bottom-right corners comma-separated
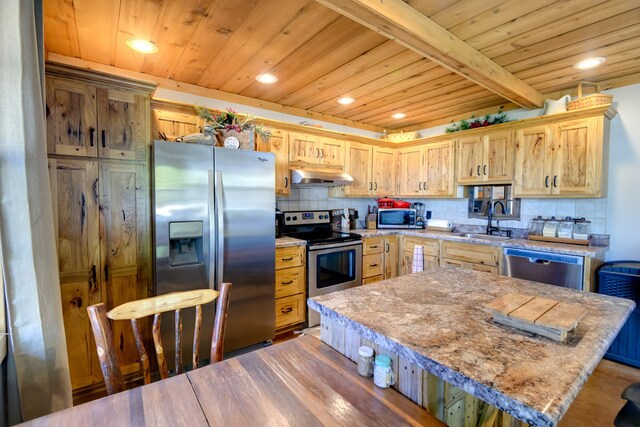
(357, 346, 374, 377)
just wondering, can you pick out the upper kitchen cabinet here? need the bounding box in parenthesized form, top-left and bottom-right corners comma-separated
(289, 132, 344, 169)
(45, 65, 154, 160)
(336, 142, 395, 197)
(151, 101, 204, 141)
(514, 116, 609, 197)
(257, 129, 290, 196)
(397, 142, 455, 198)
(457, 131, 514, 184)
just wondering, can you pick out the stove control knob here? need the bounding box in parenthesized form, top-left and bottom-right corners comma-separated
(293, 216, 298, 220)
(286, 216, 291, 221)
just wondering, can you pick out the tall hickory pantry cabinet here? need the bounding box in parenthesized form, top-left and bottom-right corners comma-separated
(46, 64, 154, 394)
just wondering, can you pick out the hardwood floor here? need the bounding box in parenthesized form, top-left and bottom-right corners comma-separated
(560, 359, 640, 426)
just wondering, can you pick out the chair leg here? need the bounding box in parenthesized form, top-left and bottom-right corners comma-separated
(210, 282, 232, 363)
(87, 303, 125, 395)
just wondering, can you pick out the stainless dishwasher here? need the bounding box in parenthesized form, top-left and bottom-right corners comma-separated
(502, 248, 584, 290)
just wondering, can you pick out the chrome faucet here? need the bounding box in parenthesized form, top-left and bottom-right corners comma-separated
(486, 203, 500, 235)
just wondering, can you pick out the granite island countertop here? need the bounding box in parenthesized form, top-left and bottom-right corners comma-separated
(349, 229, 608, 258)
(308, 267, 634, 427)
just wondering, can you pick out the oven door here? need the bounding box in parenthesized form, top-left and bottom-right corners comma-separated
(307, 240, 362, 326)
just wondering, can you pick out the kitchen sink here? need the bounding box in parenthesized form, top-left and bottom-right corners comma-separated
(456, 233, 511, 241)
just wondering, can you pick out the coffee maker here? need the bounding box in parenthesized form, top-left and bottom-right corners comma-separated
(414, 202, 426, 228)
(330, 208, 357, 230)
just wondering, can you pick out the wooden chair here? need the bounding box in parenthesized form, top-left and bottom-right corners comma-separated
(87, 283, 231, 395)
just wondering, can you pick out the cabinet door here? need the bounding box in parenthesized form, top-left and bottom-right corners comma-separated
(484, 132, 514, 182)
(457, 136, 483, 184)
(384, 236, 399, 279)
(397, 146, 423, 197)
(46, 77, 98, 157)
(289, 133, 320, 163)
(345, 142, 373, 196)
(320, 138, 344, 167)
(48, 159, 101, 389)
(423, 141, 454, 196)
(514, 126, 553, 196)
(152, 108, 203, 141)
(260, 130, 290, 196)
(97, 89, 148, 160)
(552, 118, 601, 196)
(372, 147, 396, 196)
(99, 162, 149, 375)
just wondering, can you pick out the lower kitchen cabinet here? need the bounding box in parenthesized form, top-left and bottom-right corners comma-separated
(275, 246, 306, 331)
(49, 158, 150, 392)
(362, 236, 399, 285)
(400, 236, 440, 276)
(440, 240, 500, 274)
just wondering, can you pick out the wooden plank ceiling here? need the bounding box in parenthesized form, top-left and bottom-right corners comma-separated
(43, 0, 640, 131)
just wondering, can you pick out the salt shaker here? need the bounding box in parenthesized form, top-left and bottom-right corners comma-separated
(357, 346, 374, 377)
(373, 355, 396, 388)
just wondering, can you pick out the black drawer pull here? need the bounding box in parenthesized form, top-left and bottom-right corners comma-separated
(553, 175, 558, 187)
(101, 130, 106, 148)
(281, 307, 293, 314)
(369, 264, 378, 267)
(281, 257, 293, 261)
(545, 176, 549, 188)
(281, 280, 294, 285)
(369, 245, 378, 249)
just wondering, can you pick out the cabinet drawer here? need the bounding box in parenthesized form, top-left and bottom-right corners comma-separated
(363, 275, 384, 285)
(402, 237, 439, 257)
(275, 266, 305, 299)
(363, 253, 384, 277)
(443, 258, 498, 275)
(441, 241, 500, 266)
(275, 246, 305, 270)
(275, 294, 306, 329)
(363, 237, 384, 255)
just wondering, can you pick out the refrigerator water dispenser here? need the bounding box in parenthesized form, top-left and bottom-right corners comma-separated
(169, 221, 203, 266)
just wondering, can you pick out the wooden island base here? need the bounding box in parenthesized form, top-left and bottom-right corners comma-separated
(319, 314, 528, 427)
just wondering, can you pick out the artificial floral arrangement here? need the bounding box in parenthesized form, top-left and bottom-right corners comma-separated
(194, 106, 271, 138)
(444, 108, 511, 133)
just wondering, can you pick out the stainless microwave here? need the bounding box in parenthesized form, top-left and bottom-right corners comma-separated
(377, 208, 417, 229)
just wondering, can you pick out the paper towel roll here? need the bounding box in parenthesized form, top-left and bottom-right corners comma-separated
(412, 245, 424, 273)
(427, 218, 453, 228)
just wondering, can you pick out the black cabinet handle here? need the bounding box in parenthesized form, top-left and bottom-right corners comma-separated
(281, 257, 293, 261)
(369, 182, 373, 191)
(477, 165, 481, 176)
(89, 128, 95, 147)
(284, 177, 288, 188)
(483, 165, 487, 175)
(315, 148, 320, 158)
(385, 243, 389, 252)
(419, 182, 423, 190)
(545, 176, 549, 188)
(281, 307, 293, 314)
(104, 265, 109, 282)
(90, 265, 97, 292)
(321, 148, 325, 158)
(101, 130, 106, 148)
(370, 245, 378, 249)
(553, 175, 558, 187)
(281, 280, 294, 285)
(369, 264, 378, 267)
(374, 182, 378, 190)
(423, 181, 427, 190)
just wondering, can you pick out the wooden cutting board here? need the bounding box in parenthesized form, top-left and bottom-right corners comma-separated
(483, 293, 587, 342)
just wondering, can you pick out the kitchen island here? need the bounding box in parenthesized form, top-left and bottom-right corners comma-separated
(308, 267, 634, 427)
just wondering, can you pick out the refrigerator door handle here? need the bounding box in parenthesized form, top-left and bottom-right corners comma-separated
(215, 170, 225, 287)
(208, 170, 216, 290)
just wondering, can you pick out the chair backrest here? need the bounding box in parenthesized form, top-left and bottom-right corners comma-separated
(87, 283, 231, 395)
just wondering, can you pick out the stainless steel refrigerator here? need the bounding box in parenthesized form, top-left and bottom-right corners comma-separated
(152, 141, 275, 366)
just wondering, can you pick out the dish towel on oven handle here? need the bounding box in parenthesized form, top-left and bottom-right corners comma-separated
(412, 245, 424, 273)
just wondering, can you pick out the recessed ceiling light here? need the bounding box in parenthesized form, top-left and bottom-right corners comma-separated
(126, 38, 158, 54)
(337, 97, 355, 105)
(391, 112, 406, 119)
(256, 73, 278, 84)
(573, 57, 606, 70)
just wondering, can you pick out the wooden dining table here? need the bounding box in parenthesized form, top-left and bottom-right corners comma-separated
(22, 335, 443, 426)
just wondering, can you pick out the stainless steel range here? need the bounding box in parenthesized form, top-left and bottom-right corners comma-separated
(281, 210, 362, 327)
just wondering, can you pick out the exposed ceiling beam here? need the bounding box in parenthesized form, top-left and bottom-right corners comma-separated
(316, 0, 545, 109)
(46, 53, 385, 133)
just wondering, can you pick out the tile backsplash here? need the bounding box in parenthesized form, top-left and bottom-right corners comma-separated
(276, 188, 608, 234)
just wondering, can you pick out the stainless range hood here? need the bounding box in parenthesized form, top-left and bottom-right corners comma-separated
(291, 169, 354, 187)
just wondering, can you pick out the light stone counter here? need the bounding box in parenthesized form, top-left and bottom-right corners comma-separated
(308, 267, 634, 427)
(349, 229, 608, 258)
(275, 236, 306, 248)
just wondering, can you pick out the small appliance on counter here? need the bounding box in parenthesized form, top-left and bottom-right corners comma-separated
(377, 208, 417, 229)
(329, 208, 357, 230)
(413, 202, 428, 229)
(275, 209, 283, 238)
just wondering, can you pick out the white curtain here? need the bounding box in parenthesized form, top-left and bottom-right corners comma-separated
(0, 0, 72, 421)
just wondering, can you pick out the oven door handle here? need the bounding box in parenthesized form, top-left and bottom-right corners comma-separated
(308, 240, 363, 251)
